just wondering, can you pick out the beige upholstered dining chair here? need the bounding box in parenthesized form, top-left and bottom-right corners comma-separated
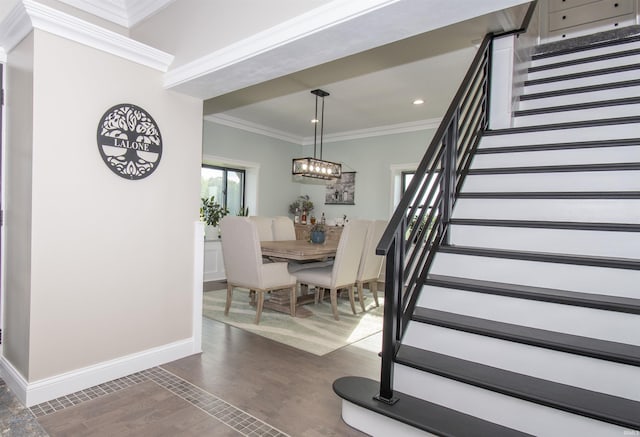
(272, 216, 296, 240)
(355, 220, 387, 311)
(248, 216, 274, 241)
(220, 216, 297, 324)
(292, 220, 369, 320)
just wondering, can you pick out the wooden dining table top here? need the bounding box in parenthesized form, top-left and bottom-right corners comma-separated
(261, 239, 338, 261)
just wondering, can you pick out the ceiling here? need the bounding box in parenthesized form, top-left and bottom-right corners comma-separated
(1, 0, 532, 144)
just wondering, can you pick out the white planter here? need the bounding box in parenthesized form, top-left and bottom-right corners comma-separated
(204, 225, 219, 240)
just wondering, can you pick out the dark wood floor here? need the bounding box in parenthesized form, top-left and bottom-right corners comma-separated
(36, 315, 381, 436)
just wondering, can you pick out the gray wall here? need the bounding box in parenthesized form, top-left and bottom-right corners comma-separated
(203, 120, 437, 222)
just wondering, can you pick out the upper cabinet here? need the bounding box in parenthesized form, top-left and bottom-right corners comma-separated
(542, 0, 638, 42)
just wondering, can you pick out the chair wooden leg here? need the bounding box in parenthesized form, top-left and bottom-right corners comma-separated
(249, 289, 256, 305)
(224, 284, 234, 315)
(255, 291, 264, 324)
(289, 286, 296, 317)
(314, 287, 319, 304)
(357, 282, 366, 312)
(348, 286, 357, 315)
(330, 288, 339, 320)
(371, 281, 379, 307)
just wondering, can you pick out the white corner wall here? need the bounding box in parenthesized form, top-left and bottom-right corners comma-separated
(2, 29, 203, 405)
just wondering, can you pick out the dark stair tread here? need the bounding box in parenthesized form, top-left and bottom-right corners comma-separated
(449, 218, 640, 232)
(476, 138, 640, 154)
(438, 244, 640, 270)
(413, 308, 640, 366)
(483, 115, 640, 135)
(467, 162, 640, 175)
(529, 48, 640, 73)
(520, 79, 640, 101)
(514, 97, 640, 117)
(333, 376, 534, 437)
(425, 274, 640, 314)
(395, 346, 640, 429)
(533, 32, 640, 59)
(524, 63, 640, 87)
(457, 191, 640, 199)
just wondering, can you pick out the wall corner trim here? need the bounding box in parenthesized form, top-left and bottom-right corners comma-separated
(0, 337, 196, 407)
(21, 0, 174, 72)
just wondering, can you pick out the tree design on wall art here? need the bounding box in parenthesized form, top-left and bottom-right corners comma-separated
(96, 104, 163, 180)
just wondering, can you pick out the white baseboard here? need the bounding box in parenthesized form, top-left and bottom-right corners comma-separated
(0, 337, 196, 407)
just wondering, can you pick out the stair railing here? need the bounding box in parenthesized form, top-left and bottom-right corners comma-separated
(374, 0, 538, 405)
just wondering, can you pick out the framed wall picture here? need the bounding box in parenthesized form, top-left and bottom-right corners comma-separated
(325, 172, 356, 205)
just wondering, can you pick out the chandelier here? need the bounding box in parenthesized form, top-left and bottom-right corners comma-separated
(292, 89, 342, 179)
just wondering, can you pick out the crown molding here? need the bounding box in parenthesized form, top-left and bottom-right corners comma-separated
(54, 0, 175, 27)
(204, 114, 443, 145)
(0, 1, 33, 54)
(22, 0, 173, 71)
(204, 114, 303, 145)
(164, 0, 398, 93)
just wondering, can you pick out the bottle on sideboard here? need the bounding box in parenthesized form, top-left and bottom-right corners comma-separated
(294, 208, 300, 224)
(321, 212, 326, 225)
(301, 209, 307, 225)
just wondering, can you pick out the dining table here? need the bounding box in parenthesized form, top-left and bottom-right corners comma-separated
(260, 239, 339, 317)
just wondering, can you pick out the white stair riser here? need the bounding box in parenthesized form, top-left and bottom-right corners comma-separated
(417, 286, 640, 346)
(403, 323, 640, 401)
(341, 401, 436, 437)
(448, 225, 640, 259)
(462, 171, 640, 192)
(524, 69, 639, 94)
(518, 85, 640, 111)
(479, 122, 640, 148)
(530, 40, 640, 68)
(453, 198, 640, 224)
(472, 146, 640, 168)
(393, 365, 627, 437)
(527, 53, 640, 81)
(430, 252, 640, 297)
(513, 104, 640, 127)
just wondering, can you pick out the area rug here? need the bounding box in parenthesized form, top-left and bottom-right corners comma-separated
(203, 287, 384, 356)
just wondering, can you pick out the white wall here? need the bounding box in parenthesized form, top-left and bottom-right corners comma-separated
(3, 29, 203, 391)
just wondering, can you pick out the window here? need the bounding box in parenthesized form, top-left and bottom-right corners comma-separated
(201, 165, 245, 215)
(402, 171, 439, 238)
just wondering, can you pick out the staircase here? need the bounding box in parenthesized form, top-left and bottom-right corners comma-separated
(334, 25, 640, 437)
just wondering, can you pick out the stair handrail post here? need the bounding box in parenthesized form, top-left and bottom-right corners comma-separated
(375, 225, 403, 404)
(441, 110, 459, 244)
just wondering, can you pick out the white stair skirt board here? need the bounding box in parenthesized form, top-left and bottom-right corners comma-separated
(471, 146, 640, 168)
(393, 365, 628, 437)
(448, 224, 640, 258)
(526, 54, 640, 81)
(523, 69, 640, 94)
(479, 122, 640, 148)
(417, 286, 640, 346)
(518, 86, 640, 111)
(341, 401, 437, 437)
(430, 252, 640, 297)
(453, 198, 640, 224)
(529, 40, 640, 68)
(402, 323, 640, 401)
(513, 104, 640, 127)
(461, 171, 640, 192)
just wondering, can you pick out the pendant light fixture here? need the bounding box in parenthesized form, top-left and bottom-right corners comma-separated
(292, 89, 342, 180)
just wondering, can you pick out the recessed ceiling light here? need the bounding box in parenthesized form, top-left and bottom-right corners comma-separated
(413, 99, 424, 105)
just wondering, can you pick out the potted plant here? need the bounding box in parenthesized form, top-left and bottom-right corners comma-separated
(288, 195, 314, 216)
(310, 222, 326, 244)
(201, 196, 229, 239)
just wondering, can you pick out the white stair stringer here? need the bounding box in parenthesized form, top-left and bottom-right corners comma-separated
(393, 364, 629, 437)
(430, 252, 640, 298)
(417, 286, 640, 346)
(402, 322, 640, 402)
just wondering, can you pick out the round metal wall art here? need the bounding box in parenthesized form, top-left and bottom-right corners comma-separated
(96, 103, 163, 180)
